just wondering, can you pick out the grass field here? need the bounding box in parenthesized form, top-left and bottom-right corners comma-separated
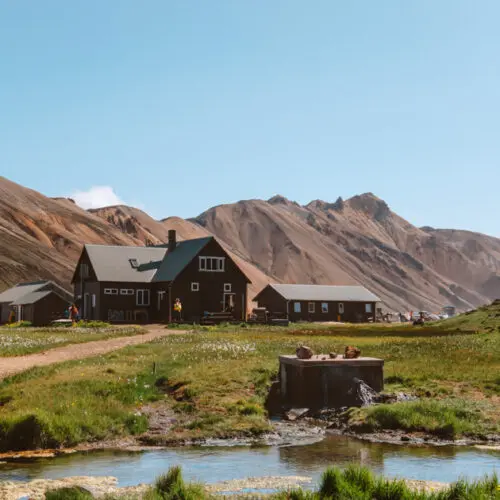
(0, 303, 498, 451)
(0, 324, 145, 356)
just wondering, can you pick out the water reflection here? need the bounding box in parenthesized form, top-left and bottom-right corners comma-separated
(0, 436, 498, 488)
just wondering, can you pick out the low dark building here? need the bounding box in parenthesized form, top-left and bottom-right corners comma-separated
(253, 284, 380, 323)
(72, 230, 251, 323)
(0, 281, 73, 326)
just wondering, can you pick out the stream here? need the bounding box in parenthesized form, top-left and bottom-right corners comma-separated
(0, 435, 499, 492)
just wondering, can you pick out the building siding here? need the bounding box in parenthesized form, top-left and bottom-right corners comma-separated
(71, 237, 250, 324)
(255, 285, 376, 323)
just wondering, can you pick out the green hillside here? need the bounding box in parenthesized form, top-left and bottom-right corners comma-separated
(439, 300, 500, 333)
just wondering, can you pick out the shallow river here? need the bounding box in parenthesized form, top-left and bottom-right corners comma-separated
(0, 435, 498, 490)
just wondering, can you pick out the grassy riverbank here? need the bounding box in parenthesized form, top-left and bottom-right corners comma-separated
(0, 304, 498, 451)
(0, 324, 145, 356)
(41, 465, 499, 499)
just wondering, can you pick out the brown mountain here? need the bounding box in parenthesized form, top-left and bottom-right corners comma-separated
(0, 177, 272, 299)
(192, 194, 500, 311)
(1, 175, 499, 312)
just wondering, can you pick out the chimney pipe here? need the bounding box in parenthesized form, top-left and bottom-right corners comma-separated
(168, 230, 177, 252)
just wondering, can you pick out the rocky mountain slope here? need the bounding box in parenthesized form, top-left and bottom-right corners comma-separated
(0, 177, 272, 299)
(1, 176, 499, 311)
(192, 194, 500, 311)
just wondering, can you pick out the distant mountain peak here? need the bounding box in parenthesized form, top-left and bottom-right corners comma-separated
(268, 194, 294, 206)
(347, 193, 390, 221)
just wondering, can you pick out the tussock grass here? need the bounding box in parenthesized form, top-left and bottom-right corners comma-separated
(274, 465, 500, 500)
(350, 399, 493, 439)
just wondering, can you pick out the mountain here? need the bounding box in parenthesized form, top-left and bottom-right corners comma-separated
(192, 194, 500, 311)
(0, 177, 140, 291)
(0, 177, 272, 299)
(1, 175, 499, 312)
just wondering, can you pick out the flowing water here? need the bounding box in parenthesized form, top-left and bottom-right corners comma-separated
(0, 435, 498, 492)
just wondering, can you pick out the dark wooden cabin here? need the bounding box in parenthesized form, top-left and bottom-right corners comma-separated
(72, 230, 251, 323)
(0, 280, 73, 326)
(253, 284, 380, 323)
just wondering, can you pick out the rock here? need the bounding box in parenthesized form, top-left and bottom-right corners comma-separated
(329, 352, 337, 359)
(285, 408, 310, 421)
(344, 346, 361, 359)
(296, 345, 313, 359)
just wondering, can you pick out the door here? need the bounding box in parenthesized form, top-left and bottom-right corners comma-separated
(223, 293, 235, 312)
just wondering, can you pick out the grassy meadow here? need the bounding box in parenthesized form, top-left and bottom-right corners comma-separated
(0, 302, 498, 451)
(0, 322, 145, 356)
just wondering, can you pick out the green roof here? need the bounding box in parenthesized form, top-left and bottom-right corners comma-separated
(153, 237, 212, 282)
(83, 237, 213, 284)
(11, 290, 54, 306)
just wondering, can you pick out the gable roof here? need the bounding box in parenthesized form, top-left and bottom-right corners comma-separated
(153, 237, 212, 282)
(84, 245, 168, 283)
(10, 290, 53, 306)
(0, 281, 50, 304)
(256, 284, 381, 302)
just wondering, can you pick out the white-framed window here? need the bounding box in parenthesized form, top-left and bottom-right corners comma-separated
(104, 288, 118, 295)
(199, 256, 225, 272)
(224, 283, 232, 292)
(91, 294, 96, 307)
(191, 282, 200, 292)
(365, 303, 373, 313)
(120, 289, 134, 295)
(321, 302, 328, 313)
(338, 303, 345, 314)
(308, 302, 315, 313)
(294, 302, 301, 313)
(136, 289, 150, 306)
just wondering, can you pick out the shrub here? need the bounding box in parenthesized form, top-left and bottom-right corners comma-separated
(45, 486, 93, 500)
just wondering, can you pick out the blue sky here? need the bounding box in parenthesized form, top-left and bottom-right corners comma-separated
(1, 1, 499, 236)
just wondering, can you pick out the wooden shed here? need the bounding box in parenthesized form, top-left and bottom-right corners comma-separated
(253, 284, 380, 323)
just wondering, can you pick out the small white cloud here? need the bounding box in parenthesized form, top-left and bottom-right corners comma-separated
(72, 186, 124, 210)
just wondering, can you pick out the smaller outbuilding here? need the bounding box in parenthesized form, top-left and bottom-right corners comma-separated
(0, 281, 73, 326)
(253, 284, 380, 323)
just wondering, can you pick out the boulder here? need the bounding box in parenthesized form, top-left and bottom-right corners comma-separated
(329, 352, 338, 359)
(296, 345, 313, 359)
(344, 346, 361, 359)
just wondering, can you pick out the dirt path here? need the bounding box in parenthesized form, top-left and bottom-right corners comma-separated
(0, 326, 187, 379)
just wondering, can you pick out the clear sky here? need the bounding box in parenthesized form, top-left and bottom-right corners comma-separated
(1, 1, 499, 236)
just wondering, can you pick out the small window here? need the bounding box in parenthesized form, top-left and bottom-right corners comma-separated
(294, 302, 301, 313)
(365, 303, 373, 313)
(224, 283, 232, 292)
(308, 302, 315, 313)
(338, 303, 344, 314)
(120, 289, 134, 295)
(199, 256, 225, 272)
(191, 282, 199, 292)
(321, 302, 328, 313)
(104, 288, 118, 295)
(129, 258, 139, 269)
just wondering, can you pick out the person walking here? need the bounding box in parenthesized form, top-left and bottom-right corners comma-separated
(69, 303, 79, 325)
(173, 298, 182, 322)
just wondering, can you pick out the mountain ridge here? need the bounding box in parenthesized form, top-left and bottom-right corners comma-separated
(1, 176, 499, 312)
